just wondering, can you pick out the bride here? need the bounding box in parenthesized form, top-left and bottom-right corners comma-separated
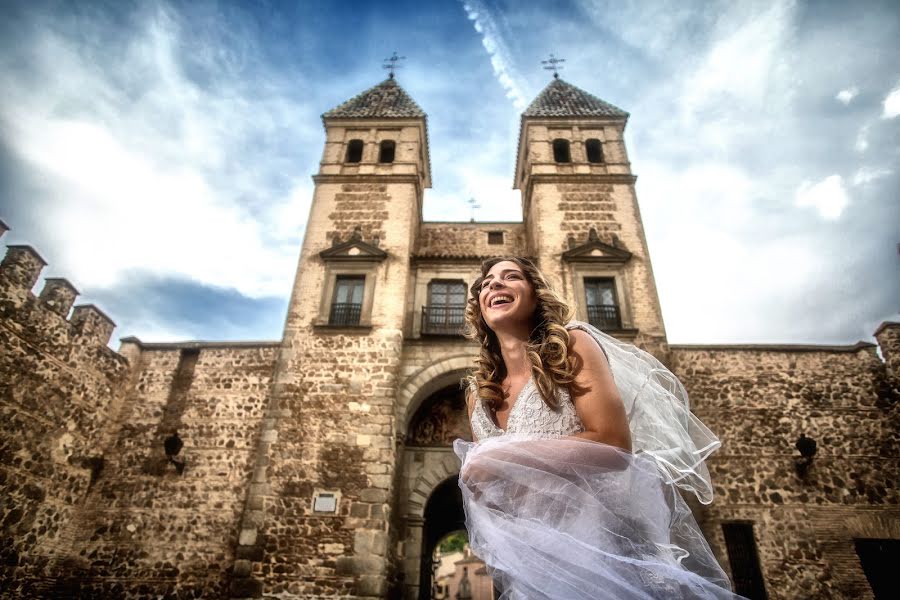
(455, 257, 744, 599)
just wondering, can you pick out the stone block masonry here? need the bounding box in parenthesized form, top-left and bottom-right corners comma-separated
(670, 341, 900, 599)
(0, 231, 130, 597)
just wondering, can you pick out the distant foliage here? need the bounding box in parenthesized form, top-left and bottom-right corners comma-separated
(438, 531, 467, 554)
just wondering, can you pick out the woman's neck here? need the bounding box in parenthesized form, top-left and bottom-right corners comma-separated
(495, 326, 532, 381)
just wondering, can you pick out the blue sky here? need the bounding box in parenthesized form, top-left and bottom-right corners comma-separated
(0, 0, 898, 345)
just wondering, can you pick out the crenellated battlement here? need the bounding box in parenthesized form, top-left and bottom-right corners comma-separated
(0, 221, 131, 593)
(0, 227, 117, 348)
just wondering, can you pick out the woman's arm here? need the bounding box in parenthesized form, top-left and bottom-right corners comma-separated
(568, 329, 632, 452)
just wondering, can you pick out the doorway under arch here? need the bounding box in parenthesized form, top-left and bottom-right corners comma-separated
(419, 477, 465, 599)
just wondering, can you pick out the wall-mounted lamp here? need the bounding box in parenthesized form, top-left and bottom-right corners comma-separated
(794, 433, 817, 477)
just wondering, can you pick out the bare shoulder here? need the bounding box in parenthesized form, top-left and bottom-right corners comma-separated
(568, 328, 607, 367)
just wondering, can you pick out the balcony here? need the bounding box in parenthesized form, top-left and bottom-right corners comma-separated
(586, 304, 621, 330)
(421, 306, 466, 336)
(329, 302, 362, 326)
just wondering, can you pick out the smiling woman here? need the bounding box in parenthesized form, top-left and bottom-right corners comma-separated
(455, 256, 742, 599)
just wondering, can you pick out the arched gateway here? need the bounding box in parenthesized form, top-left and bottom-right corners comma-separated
(396, 364, 474, 600)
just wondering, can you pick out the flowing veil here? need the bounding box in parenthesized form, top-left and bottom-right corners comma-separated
(454, 321, 743, 599)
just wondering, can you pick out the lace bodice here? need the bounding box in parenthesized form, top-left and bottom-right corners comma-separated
(470, 378, 585, 440)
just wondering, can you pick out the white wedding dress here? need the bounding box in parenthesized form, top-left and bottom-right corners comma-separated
(455, 321, 744, 599)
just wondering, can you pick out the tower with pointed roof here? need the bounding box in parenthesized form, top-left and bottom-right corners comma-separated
(515, 76, 669, 355)
(227, 77, 432, 598)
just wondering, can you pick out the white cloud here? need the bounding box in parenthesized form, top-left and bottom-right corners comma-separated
(883, 83, 900, 118)
(852, 166, 892, 186)
(0, 4, 313, 299)
(460, 0, 528, 110)
(836, 86, 858, 104)
(795, 175, 850, 220)
(680, 0, 795, 120)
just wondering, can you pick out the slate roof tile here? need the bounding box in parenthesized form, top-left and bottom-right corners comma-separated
(523, 77, 628, 118)
(323, 77, 426, 119)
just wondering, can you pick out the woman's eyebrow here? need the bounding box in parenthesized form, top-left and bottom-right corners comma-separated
(482, 268, 523, 281)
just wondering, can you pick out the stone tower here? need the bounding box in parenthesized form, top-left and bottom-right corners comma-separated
(228, 77, 431, 598)
(515, 77, 668, 356)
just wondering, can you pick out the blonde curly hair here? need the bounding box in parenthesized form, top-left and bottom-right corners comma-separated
(463, 256, 578, 411)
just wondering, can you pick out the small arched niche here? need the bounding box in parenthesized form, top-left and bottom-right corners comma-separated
(379, 139, 396, 163)
(585, 138, 604, 163)
(345, 139, 364, 163)
(552, 138, 571, 163)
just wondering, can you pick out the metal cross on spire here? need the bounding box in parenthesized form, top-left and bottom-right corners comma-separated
(542, 53, 565, 79)
(467, 197, 480, 222)
(383, 51, 406, 79)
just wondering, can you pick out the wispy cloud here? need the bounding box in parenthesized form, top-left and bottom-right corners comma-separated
(460, 0, 528, 110)
(0, 2, 313, 299)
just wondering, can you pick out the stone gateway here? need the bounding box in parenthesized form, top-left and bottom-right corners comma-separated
(0, 78, 897, 599)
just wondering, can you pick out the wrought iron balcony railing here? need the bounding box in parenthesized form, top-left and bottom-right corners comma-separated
(329, 302, 362, 326)
(586, 304, 621, 330)
(421, 305, 466, 335)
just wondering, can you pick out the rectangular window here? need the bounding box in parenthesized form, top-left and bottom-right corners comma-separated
(722, 523, 767, 600)
(487, 231, 504, 245)
(329, 275, 365, 326)
(423, 280, 466, 335)
(855, 538, 900, 599)
(584, 278, 621, 330)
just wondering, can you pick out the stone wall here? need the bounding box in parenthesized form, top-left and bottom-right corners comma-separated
(415, 223, 526, 259)
(64, 341, 277, 598)
(0, 235, 129, 597)
(670, 340, 900, 599)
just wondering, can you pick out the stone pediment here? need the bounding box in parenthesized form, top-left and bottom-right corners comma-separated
(562, 239, 632, 264)
(319, 239, 387, 262)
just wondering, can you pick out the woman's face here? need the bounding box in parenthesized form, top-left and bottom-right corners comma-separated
(478, 260, 538, 332)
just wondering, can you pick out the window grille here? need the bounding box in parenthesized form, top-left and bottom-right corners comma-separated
(584, 278, 621, 330)
(329, 275, 365, 326)
(423, 280, 466, 335)
(722, 522, 767, 600)
(487, 231, 504, 245)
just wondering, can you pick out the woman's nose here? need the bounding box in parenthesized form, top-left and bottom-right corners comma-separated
(489, 279, 505, 290)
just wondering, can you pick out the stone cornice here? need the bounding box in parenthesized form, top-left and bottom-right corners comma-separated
(119, 337, 282, 350)
(670, 342, 877, 353)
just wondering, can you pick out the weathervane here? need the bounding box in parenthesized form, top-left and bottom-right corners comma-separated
(467, 197, 480, 222)
(542, 53, 565, 79)
(383, 51, 406, 79)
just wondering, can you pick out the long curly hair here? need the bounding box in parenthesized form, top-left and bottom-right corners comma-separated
(463, 256, 577, 411)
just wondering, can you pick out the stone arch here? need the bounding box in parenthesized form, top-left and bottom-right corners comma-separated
(406, 451, 461, 519)
(397, 354, 471, 436)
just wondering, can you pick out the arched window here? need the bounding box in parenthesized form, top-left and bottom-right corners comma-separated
(585, 138, 604, 163)
(345, 139, 363, 163)
(379, 140, 396, 163)
(552, 138, 571, 163)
